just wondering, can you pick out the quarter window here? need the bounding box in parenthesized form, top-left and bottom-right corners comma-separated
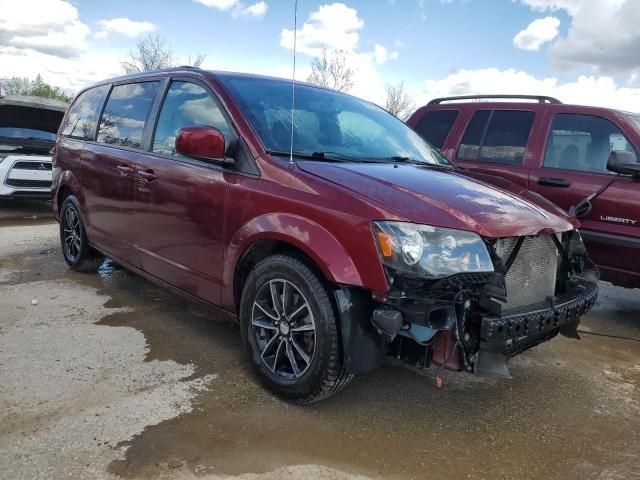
(457, 110, 535, 164)
(60, 85, 109, 140)
(97, 82, 160, 149)
(544, 114, 636, 174)
(413, 110, 459, 149)
(152, 81, 230, 157)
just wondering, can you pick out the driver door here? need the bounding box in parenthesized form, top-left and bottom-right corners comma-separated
(529, 112, 639, 281)
(132, 79, 233, 305)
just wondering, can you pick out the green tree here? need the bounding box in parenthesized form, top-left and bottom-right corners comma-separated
(0, 74, 72, 103)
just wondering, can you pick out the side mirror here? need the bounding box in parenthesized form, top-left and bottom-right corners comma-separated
(175, 126, 225, 163)
(607, 150, 640, 176)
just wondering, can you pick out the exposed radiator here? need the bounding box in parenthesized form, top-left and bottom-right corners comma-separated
(494, 235, 558, 312)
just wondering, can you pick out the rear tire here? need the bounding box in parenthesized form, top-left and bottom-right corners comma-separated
(239, 254, 353, 403)
(59, 195, 104, 272)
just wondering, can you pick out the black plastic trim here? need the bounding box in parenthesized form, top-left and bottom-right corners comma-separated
(581, 230, 640, 249)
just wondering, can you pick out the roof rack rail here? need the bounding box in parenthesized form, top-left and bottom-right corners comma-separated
(428, 94, 562, 105)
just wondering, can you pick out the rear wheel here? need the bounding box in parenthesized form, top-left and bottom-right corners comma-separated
(59, 195, 104, 272)
(240, 254, 353, 403)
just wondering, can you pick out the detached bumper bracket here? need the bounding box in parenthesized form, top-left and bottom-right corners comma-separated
(480, 281, 598, 355)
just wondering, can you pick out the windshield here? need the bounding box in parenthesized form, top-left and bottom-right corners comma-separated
(220, 76, 449, 165)
(0, 127, 56, 143)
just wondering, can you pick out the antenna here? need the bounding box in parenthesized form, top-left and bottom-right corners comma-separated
(289, 0, 298, 165)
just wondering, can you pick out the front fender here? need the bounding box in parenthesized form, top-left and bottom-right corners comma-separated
(223, 213, 369, 310)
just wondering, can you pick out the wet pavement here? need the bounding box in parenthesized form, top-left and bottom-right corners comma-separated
(0, 201, 639, 480)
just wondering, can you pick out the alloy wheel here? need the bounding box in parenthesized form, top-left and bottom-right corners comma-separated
(251, 279, 316, 380)
(62, 206, 81, 262)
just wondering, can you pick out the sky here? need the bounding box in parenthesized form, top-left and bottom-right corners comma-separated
(2, 0, 640, 111)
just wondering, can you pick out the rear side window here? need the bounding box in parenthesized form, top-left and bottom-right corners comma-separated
(544, 114, 636, 174)
(97, 82, 160, 149)
(60, 85, 109, 139)
(153, 81, 230, 156)
(413, 110, 458, 149)
(457, 110, 535, 164)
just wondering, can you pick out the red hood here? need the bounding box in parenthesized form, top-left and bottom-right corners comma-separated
(297, 162, 578, 238)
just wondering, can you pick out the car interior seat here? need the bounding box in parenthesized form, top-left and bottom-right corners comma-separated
(560, 144, 579, 170)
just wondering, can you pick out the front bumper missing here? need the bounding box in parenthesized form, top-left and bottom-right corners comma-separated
(479, 279, 598, 357)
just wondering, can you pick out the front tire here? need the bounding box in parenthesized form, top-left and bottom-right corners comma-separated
(59, 195, 104, 272)
(239, 254, 353, 403)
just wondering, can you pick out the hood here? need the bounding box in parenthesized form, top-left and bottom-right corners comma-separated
(297, 161, 578, 238)
(0, 95, 67, 133)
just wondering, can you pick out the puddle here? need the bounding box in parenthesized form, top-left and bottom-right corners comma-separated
(2, 228, 639, 480)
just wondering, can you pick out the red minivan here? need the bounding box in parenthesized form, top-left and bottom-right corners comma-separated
(53, 71, 598, 402)
(408, 95, 640, 289)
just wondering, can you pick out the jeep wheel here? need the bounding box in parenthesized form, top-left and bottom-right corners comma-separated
(60, 195, 104, 272)
(240, 254, 353, 403)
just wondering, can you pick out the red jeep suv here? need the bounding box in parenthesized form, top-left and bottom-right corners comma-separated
(409, 95, 640, 289)
(53, 71, 598, 402)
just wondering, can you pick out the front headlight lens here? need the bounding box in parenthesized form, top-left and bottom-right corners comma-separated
(373, 221, 494, 279)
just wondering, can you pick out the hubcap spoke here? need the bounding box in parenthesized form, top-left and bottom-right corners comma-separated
(252, 317, 278, 330)
(281, 281, 290, 317)
(260, 334, 278, 359)
(291, 337, 311, 365)
(291, 323, 314, 333)
(269, 281, 282, 317)
(271, 338, 286, 372)
(285, 340, 301, 376)
(287, 303, 308, 322)
(254, 302, 279, 321)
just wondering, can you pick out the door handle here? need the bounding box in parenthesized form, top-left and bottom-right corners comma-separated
(138, 169, 158, 182)
(116, 164, 134, 176)
(538, 177, 571, 188)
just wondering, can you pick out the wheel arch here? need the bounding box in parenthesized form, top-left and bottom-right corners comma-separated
(54, 171, 83, 218)
(224, 213, 364, 313)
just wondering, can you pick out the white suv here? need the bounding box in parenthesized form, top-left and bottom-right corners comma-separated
(0, 95, 68, 198)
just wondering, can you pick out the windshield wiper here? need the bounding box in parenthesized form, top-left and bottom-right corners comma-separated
(388, 156, 454, 169)
(388, 156, 424, 164)
(267, 150, 348, 162)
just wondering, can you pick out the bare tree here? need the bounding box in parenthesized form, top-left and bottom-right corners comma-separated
(384, 81, 414, 120)
(121, 34, 206, 73)
(186, 53, 207, 68)
(307, 47, 354, 92)
(121, 34, 175, 73)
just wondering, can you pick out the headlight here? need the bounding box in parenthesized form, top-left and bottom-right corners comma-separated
(373, 221, 494, 279)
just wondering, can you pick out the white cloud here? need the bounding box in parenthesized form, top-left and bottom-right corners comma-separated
(280, 2, 364, 56)
(279, 3, 401, 103)
(194, 0, 239, 9)
(417, 67, 640, 112)
(373, 44, 399, 64)
(0, 48, 122, 93)
(95, 18, 158, 39)
(234, 1, 268, 18)
(0, 0, 89, 58)
(195, 0, 268, 19)
(520, 0, 640, 74)
(513, 16, 560, 51)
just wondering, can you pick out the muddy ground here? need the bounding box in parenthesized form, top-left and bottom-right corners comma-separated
(0, 199, 638, 480)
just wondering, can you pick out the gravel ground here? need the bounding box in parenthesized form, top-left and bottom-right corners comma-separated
(0, 201, 638, 480)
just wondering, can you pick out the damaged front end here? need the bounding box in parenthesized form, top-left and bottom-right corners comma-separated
(366, 228, 598, 377)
